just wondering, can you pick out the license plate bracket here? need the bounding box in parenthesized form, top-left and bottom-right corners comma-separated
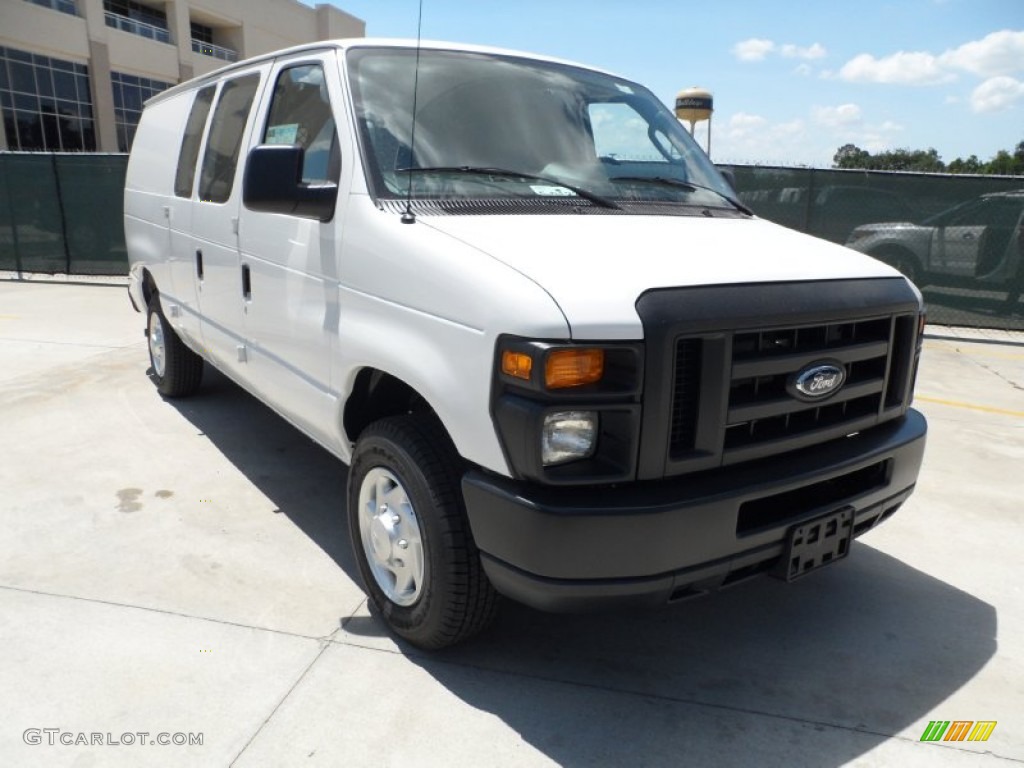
(774, 506, 854, 582)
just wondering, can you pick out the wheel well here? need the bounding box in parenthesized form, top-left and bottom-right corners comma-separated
(141, 269, 158, 308)
(869, 245, 925, 281)
(871, 245, 920, 269)
(344, 369, 436, 444)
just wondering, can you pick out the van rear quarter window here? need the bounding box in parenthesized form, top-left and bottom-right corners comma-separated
(174, 85, 214, 198)
(198, 74, 260, 204)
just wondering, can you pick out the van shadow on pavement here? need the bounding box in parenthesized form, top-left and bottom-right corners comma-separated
(167, 367, 996, 766)
(164, 366, 358, 583)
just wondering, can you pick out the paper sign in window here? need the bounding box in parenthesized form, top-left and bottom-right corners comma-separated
(266, 124, 299, 145)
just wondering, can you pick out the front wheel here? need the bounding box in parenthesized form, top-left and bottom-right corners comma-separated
(347, 414, 498, 649)
(146, 295, 203, 397)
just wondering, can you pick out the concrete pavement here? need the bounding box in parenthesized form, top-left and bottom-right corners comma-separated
(0, 279, 1021, 767)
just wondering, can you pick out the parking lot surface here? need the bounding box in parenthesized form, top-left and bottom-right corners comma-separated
(1, 279, 1021, 767)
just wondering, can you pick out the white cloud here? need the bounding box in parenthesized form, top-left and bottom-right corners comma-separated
(728, 112, 768, 132)
(713, 107, 905, 167)
(732, 39, 826, 63)
(781, 43, 827, 60)
(839, 51, 954, 85)
(856, 122, 906, 153)
(941, 30, 1024, 77)
(970, 76, 1024, 113)
(732, 38, 775, 61)
(813, 104, 863, 127)
(793, 63, 813, 77)
(714, 112, 813, 164)
(838, 29, 1024, 86)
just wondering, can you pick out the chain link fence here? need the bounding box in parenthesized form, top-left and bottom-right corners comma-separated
(1, 153, 1022, 329)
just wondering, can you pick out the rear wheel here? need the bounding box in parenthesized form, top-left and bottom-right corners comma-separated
(146, 295, 203, 397)
(347, 413, 498, 649)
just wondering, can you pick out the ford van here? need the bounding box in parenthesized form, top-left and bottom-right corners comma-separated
(125, 39, 927, 649)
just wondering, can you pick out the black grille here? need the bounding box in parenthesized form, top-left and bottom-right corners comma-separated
(669, 339, 702, 457)
(736, 460, 890, 535)
(635, 279, 922, 481)
(724, 317, 894, 462)
(668, 312, 918, 467)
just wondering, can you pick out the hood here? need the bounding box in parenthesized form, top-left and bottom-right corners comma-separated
(420, 214, 903, 339)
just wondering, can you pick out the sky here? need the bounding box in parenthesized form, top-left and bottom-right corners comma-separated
(315, 0, 1023, 168)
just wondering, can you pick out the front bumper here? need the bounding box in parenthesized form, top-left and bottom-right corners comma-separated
(462, 409, 926, 612)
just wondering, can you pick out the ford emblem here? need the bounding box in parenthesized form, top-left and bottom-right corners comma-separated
(789, 362, 846, 401)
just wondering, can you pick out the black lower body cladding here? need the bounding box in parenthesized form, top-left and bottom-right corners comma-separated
(462, 408, 926, 612)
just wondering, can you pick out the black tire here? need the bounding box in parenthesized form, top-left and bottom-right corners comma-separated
(347, 413, 498, 649)
(146, 295, 203, 398)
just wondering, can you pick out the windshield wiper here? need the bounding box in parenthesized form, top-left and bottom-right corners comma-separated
(396, 166, 621, 210)
(609, 176, 754, 215)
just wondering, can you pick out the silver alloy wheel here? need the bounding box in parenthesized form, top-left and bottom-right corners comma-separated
(148, 310, 167, 378)
(357, 467, 425, 606)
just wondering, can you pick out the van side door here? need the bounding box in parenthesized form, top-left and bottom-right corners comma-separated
(237, 52, 346, 441)
(191, 66, 268, 375)
(165, 84, 215, 346)
(932, 198, 986, 277)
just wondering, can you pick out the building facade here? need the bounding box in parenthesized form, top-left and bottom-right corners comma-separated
(0, 0, 364, 152)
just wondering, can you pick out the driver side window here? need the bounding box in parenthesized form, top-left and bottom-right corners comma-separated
(263, 64, 339, 184)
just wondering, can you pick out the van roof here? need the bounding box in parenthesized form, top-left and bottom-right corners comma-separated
(145, 38, 620, 107)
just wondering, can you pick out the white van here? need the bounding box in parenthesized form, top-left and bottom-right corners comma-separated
(125, 39, 927, 649)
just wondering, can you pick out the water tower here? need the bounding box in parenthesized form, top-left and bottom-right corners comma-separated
(675, 87, 713, 155)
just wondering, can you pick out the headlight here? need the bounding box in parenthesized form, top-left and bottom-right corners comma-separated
(492, 337, 642, 483)
(542, 411, 598, 466)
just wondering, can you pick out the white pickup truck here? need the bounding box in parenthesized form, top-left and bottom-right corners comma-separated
(125, 39, 927, 648)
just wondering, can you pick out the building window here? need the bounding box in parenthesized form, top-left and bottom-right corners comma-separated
(189, 21, 238, 62)
(103, 0, 171, 44)
(23, 0, 77, 15)
(111, 71, 173, 152)
(190, 22, 213, 45)
(0, 46, 95, 151)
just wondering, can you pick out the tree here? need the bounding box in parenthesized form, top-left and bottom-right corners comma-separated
(832, 146, 945, 172)
(833, 143, 869, 169)
(947, 155, 981, 174)
(833, 141, 1023, 175)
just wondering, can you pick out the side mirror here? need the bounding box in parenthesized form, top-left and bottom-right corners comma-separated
(243, 144, 337, 222)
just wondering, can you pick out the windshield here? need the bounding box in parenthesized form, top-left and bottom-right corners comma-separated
(346, 47, 740, 212)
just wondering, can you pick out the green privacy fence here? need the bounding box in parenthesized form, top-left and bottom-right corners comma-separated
(1, 152, 1022, 329)
(0, 152, 127, 276)
(719, 165, 1024, 331)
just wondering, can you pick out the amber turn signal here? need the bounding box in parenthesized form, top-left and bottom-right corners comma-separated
(502, 350, 533, 380)
(545, 348, 605, 389)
